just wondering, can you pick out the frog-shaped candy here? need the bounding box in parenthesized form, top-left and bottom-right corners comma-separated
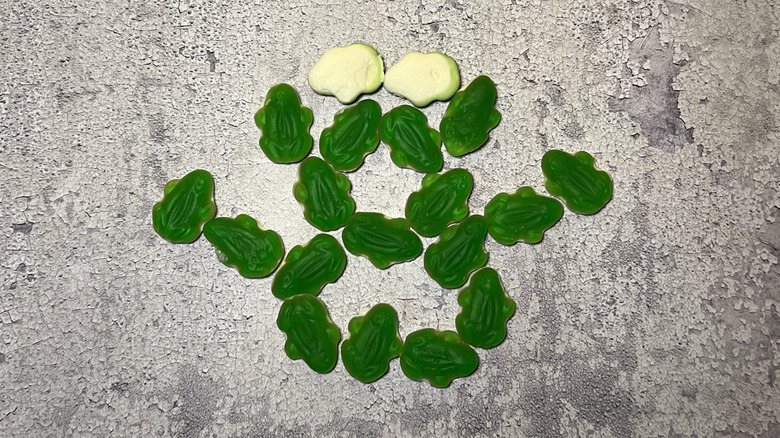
(400, 328, 479, 388)
(405, 168, 473, 237)
(424, 215, 489, 289)
(456, 268, 516, 349)
(484, 187, 563, 245)
(440, 75, 501, 157)
(254, 83, 314, 164)
(293, 157, 356, 231)
(152, 169, 217, 243)
(277, 294, 341, 374)
(341, 303, 403, 383)
(380, 105, 443, 173)
(542, 150, 613, 214)
(272, 234, 347, 299)
(203, 214, 284, 278)
(319, 99, 382, 172)
(342, 212, 423, 269)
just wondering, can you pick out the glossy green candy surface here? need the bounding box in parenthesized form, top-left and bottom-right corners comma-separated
(254, 83, 314, 163)
(342, 212, 423, 269)
(456, 268, 516, 349)
(152, 169, 217, 243)
(424, 215, 489, 289)
(400, 328, 479, 388)
(440, 76, 501, 157)
(484, 187, 564, 245)
(341, 303, 403, 383)
(203, 214, 284, 278)
(320, 99, 382, 172)
(277, 294, 341, 374)
(405, 168, 473, 237)
(379, 105, 443, 173)
(542, 150, 613, 214)
(272, 234, 347, 299)
(293, 157, 356, 231)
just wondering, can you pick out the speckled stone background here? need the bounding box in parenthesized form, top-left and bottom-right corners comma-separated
(2, 0, 778, 437)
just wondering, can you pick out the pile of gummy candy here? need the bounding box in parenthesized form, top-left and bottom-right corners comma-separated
(152, 44, 613, 388)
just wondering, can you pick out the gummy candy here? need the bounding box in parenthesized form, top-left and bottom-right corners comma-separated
(272, 234, 347, 299)
(380, 105, 443, 173)
(405, 168, 473, 237)
(342, 212, 423, 269)
(152, 169, 217, 244)
(456, 268, 515, 349)
(277, 294, 341, 374)
(308, 43, 384, 104)
(254, 83, 313, 163)
(319, 99, 382, 172)
(541, 150, 613, 214)
(293, 157, 356, 231)
(341, 303, 403, 383)
(424, 215, 489, 289)
(384, 52, 460, 107)
(484, 187, 563, 245)
(440, 76, 501, 157)
(400, 328, 479, 388)
(203, 214, 284, 278)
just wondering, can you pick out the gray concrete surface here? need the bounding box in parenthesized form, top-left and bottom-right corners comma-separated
(1, 0, 778, 437)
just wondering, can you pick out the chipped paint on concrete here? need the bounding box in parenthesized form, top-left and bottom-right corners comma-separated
(1, 0, 778, 437)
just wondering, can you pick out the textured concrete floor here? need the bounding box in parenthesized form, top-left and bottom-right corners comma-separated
(1, 0, 779, 437)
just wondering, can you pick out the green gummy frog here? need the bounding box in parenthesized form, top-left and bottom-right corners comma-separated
(456, 268, 516, 349)
(484, 187, 564, 245)
(379, 105, 443, 173)
(424, 215, 489, 289)
(541, 150, 613, 214)
(342, 212, 423, 269)
(152, 169, 217, 244)
(203, 214, 284, 278)
(400, 328, 479, 388)
(341, 303, 403, 383)
(254, 83, 314, 164)
(320, 99, 382, 172)
(271, 234, 347, 299)
(405, 168, 473, 237)
(439, 76, 501, 157)
(293, 157, 356, 231)
(277, 294, 341, 374)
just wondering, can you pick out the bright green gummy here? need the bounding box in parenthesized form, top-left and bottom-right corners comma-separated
(440, 76, 501, 157)
(293, 157, 356, 231)
(456, 268, 516, 349)
(271, 234, 347, 299)
(152, 169, 217, 244)
(320, 99, 382, 172)
(379, 105, 443, 173)
(277, 294, 341, 374)
(400, 328, 479, 388)
(405, 168, 473, 237)
(203, 214, 284, 278)
(484, 187, 564, 245)
(541, 150, 613, 215)
(424, 215, 489, 289)
(341, 303, 403, 383)
(342, 212, 423, 269)
(254, 83, 314, 164)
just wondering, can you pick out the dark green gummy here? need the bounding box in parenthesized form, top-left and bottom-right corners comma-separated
(152, 169, 217, 243)
(320, 99, 382, 172)
(379, 105, 443, 173)
(484, 187, 564, 245)
(456, 268, 516, 349)
(254, 83, 314, 163)
(341, 303, 403, 383)
(400, 328, 479, 388)
(440, 76, 501, 157)
(203, 214, 284, 278)
(277, 294, 341, 374)
(405, 168, 473, 237)
(271, 234, 347, 299)
(293, 157, 356, 231)
(424, 215, 489, 289)
(541, 150, 613, 214)
(342, 212, 423, 269)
